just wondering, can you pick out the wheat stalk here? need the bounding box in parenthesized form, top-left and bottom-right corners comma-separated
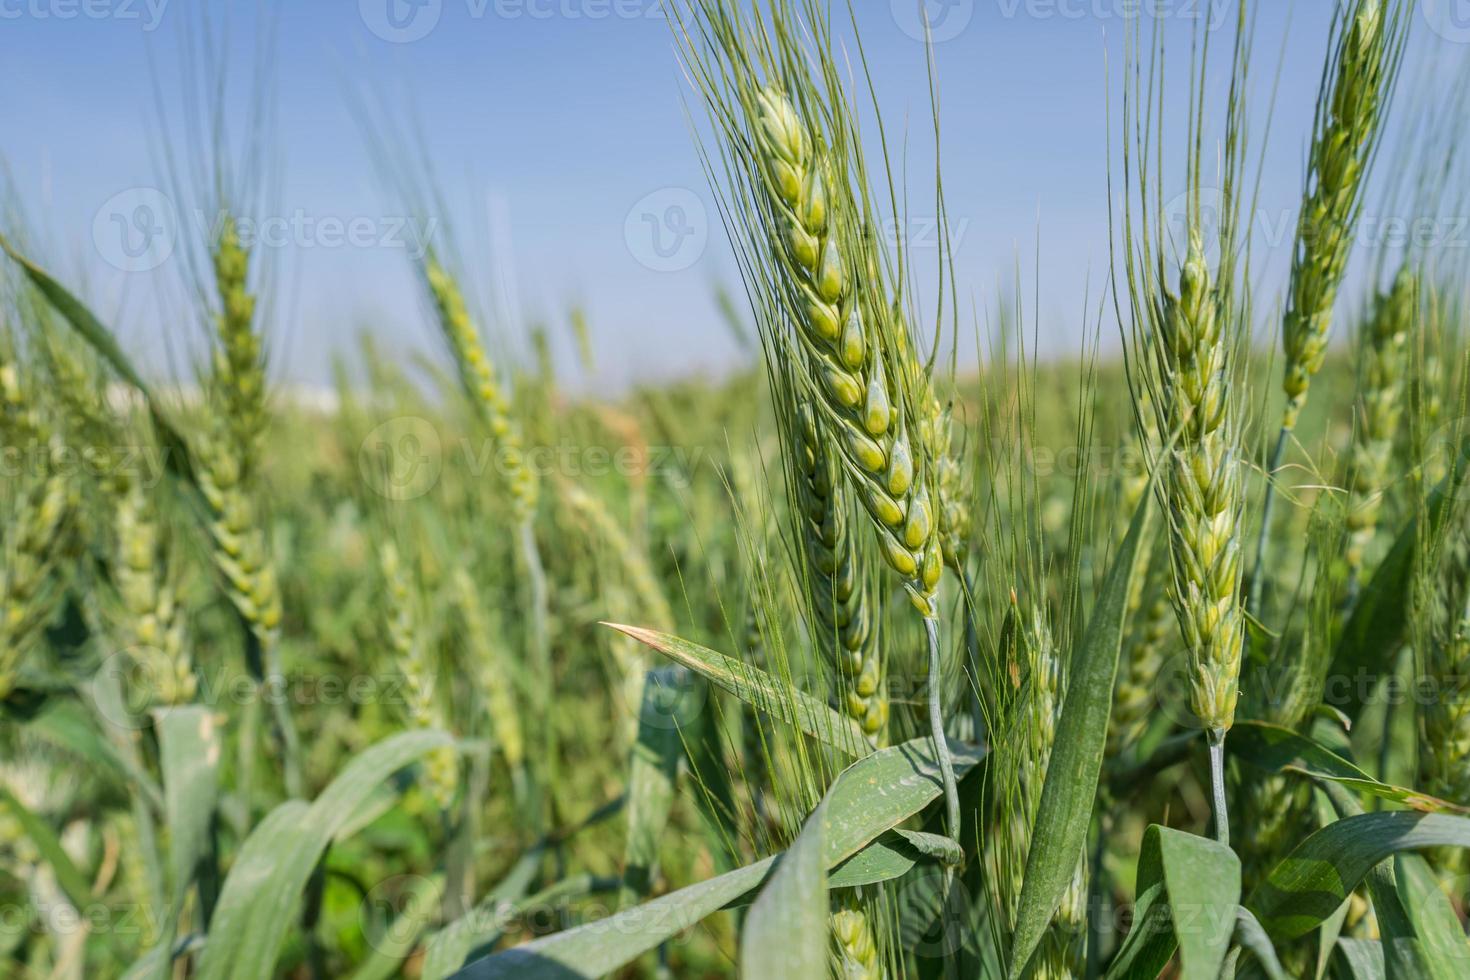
(831, 900, 881, 980)
(1251, 0, 1405, 613)
(423, 258, 537, 521)
(111, 479, 195, 707)
(451, 567, 526, 783)
(747, 87, 944, 614)
(380, 541, 458, 811)
(1278, 0, 1397, 430)
(1345, 267, 1415, 590)
(0, 468, 72, 699)
(791, 400, 885, 738)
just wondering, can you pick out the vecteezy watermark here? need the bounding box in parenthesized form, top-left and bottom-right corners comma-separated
(198, 209, 439, 259)
(994, 0, 1229, 27)
(880, 215, 974, 252)
(92, 187, 177, 273)
(1422, 0, 1470, 45)
(1160, 186, 1470, 267)
(891, 0, 975, 42)
(358, 416, 712, 501)
(624, 187, 707, 273)
(491, 0, 664, 20)
(360, 416, 445, 502)
(1, 441, 174, 488)
(92, 189, 440, 272)
(360, 0, 662, 42)
(0, 0, 168, 31)
(92, 652, 427, 731)
(360, 0, 442, 42)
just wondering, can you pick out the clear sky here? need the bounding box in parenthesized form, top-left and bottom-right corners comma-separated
(2, 1, 1466, 392)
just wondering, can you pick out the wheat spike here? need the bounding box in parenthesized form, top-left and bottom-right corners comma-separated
(451, 567, 525, 775)
(0, 467, 73, 698)
(831, 902, 881, 980)
(1345, 268, 1415, 582)
(210, 216, 268, 472)
(791, 401, 885, 737)
(1279, 0, 1397, 429)
(424, 258, 537, 521)
(111, 479, 194, 706)
(379, 542, 458, 811)
(750, 87, 944, 615)
(1417, 495, 1470, 805)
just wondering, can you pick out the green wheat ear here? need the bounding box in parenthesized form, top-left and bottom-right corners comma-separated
(423, 257, 537, 521)
(1279, 0, 1401, 430)
(790, 398, 885, 739)
(749, 86, 943, 615)
(1160, 235, 1245, 735)
(1345, 267, 1415, 585)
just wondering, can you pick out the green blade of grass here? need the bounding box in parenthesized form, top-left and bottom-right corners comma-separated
(196, 729, 455, 980)
(1229, 721, 1470, 815)
(740, 798, 827, 979)
(1103, 825, 1241, 980)
(620, 667, 686, 902)
(0, 784, 92, 909)
(1234, 907, 1290, 980)
(602, 623, 874, 757)
(0, 234, 196, 486)
(349, 874, 446, 980)
(454, 736, 986, 979)
(1247, 812, 1470, 942)
(1009, 491, 1152, 979)
(1336, 938, 1388, 978)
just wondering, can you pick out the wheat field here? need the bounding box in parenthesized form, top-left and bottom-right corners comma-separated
(3, 1, 1470, 977)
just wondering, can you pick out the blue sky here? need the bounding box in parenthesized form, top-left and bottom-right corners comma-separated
(2, 1, 1466, 391)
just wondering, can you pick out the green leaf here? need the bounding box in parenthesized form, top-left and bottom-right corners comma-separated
(0, 234, 195, 485)
(128, 707, 224, 979)
(1234, 907, 1289, 980)
(1317, 783, 1460, 980)
(156, 707, 222, 903)
(196, 730, 454, 980)
(741, 800, 827, 979)
(0, 785, 92, 909)
(603, 623, 874, 757)
(775, 829, 963, 897)
(454, 736, 986, 979)
(26, 699, 161, 812)
(1394, 854, 1470, 978)
(1230, 721, 1470, 815)
(1248, 812, 1470, 943)
(421, 849, 546, 980)
(1336, 938, 1387, 979)
(1103, 825, 1240, 980)
(621, 667, 687, 899)
(1010, 491, 1152, 979)
(349, 874, 446, 980)
(1362, 856, 1437, 980)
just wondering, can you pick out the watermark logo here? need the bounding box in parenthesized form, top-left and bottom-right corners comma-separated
(361, 0, 442, 42)
(1161, 187, 1227, 267)
(994, 0, 1229, 28)
(624, 187, 707, 272)
(92, 187, 176, 273)
(359, 416, 444, 501)
(360, 875, 438, 953)
(0, 0, 169, 31)
(1423, 0, 1470, 44)
(891, 0, 974, 42)
(1423, 415, 1470, 501)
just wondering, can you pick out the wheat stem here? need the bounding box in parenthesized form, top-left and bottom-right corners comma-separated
(925, 615, 959, 847)
(1208, 734, 1230, 848)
